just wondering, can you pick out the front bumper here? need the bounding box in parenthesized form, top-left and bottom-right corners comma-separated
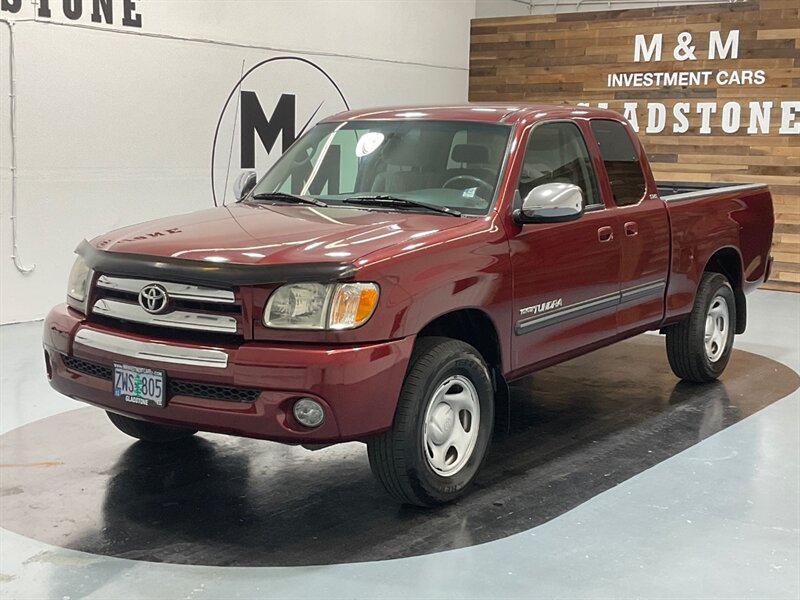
(43, 304, 415, 443)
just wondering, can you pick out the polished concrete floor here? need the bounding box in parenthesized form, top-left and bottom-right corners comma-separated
(1, 289, 798, 599)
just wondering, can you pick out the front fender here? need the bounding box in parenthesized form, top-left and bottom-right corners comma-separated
(358, 219, 513, 371)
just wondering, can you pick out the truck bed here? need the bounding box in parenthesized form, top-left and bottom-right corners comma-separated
(658, 179, 773, 326)
(657, 181, 768, 201)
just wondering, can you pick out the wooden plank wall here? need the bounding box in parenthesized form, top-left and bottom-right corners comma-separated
(470, 0, 799, 291)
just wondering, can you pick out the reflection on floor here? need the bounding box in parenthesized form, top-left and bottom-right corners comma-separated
(0, 289, 798, 599)
(1, 333, 797, 567)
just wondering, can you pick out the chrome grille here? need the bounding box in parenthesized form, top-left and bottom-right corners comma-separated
(93, 298, 238, 333)
(91, 275, 241, 335)
(96, 276, 235, 304)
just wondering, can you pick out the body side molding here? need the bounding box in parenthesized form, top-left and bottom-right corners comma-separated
(515, 279, 667, 335)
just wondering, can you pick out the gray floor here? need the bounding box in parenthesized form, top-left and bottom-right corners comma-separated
(1, 289, 798, 599)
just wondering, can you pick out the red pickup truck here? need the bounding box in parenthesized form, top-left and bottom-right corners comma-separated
(43, 104, 774, 506)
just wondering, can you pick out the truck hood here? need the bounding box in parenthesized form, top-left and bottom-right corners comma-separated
(90, 203, 469, 266)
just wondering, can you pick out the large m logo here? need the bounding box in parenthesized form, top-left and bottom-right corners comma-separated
(240, 92, 297, 169)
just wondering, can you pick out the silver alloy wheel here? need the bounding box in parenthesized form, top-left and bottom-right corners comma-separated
(422, 375, 481, 477)
(704, 294, 730, 362)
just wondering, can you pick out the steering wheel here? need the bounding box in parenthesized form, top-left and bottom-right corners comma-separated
(443, 175, 494, 199)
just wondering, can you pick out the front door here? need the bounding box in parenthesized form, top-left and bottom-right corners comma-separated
(510, 121, 621, 372)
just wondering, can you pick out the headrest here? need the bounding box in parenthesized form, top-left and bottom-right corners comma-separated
(451, 144, 489, 165)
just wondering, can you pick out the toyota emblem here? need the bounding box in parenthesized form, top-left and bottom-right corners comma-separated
(138, 284, 169, 314)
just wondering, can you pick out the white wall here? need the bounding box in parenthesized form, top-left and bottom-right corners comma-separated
(476, 0, 533, 17)
(0, 0, 476, 323)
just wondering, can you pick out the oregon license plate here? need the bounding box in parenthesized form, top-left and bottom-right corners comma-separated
(113, 363, 166, 408)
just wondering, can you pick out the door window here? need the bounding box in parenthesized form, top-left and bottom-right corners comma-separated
(518, 122, 601, 209)
(590, 120, 646, 207)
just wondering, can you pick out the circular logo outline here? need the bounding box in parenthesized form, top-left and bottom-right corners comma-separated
(211, 56, 350, 207)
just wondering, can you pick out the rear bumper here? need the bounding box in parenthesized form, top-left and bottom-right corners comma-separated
(43, 304, 414, 443)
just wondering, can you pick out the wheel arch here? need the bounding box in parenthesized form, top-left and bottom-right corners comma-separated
(415, 308, 510, 429)
(417, 308, 502, 369)
(704, 246, 746, 334)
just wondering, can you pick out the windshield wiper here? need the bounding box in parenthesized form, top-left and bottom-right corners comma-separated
(344, 195, 462, 217)
(248, 192, 328, 207)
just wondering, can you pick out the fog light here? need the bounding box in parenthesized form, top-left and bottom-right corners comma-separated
(293, 398, 325, 428)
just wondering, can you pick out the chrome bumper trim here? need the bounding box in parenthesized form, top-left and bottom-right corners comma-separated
(96, 275, 235, 304)
(92, 299, 238, 333)
(74, 329, 229, 369)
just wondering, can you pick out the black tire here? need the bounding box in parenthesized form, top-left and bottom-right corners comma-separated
(106, 411, 197, 443)
(665, 272, 736, 383)
(367, 337, 495, 507)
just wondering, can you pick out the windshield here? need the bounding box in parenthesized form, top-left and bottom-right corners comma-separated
(250, 120, 511, 216)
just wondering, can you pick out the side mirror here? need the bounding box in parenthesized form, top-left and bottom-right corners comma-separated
(513, 182, 584, 224)
(233, 171, 257, 201)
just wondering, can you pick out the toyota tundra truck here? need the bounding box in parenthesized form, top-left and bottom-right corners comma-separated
(43, 104, 774, 506)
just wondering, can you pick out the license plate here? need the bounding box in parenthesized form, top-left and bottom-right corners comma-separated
(113, 363, 166, 408)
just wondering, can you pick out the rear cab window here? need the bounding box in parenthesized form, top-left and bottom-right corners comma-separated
(589, 120, 647, 207)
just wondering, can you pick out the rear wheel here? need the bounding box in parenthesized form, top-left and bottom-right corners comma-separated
(106, 411, 197, 443)
(665, 272, 736, 383)
(367, 337, 494, 506)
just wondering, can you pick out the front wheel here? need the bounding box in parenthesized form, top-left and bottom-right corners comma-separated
(367, 337, 494, 506)
(107, 411, 197, 443)
(665, 272, 736, 383)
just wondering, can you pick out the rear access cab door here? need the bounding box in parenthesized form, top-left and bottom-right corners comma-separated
(588, 119, 670, 334)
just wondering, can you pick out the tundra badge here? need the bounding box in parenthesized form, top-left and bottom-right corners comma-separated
(520, 298, 564, 316)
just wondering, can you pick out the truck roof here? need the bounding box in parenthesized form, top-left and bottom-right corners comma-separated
(322, 103, 624, 125)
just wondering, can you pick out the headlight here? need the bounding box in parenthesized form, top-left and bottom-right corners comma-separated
(66, 255, 92, 312)
(264, 282, 379, 330)
(264, 283, 332, 329)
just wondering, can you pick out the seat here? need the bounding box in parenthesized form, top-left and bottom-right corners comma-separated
(445, 144, 496, 184)
(371, 139, 443, 194)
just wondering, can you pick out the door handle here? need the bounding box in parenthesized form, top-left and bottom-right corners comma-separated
(597, 226, 614, 243)
(625, 221, 638, 237)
